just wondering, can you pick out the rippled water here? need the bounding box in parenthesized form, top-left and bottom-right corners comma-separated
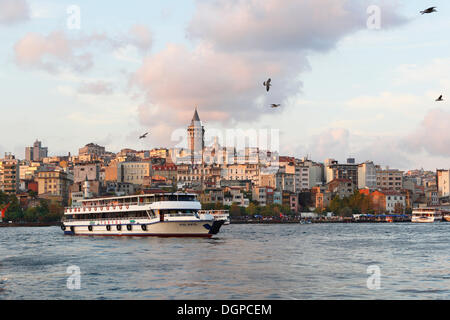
(0, 223, 449, 299)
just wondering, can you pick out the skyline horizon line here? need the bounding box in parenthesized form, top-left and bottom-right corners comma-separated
(1, 136, 446, 173)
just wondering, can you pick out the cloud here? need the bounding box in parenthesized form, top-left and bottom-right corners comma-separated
(307, 128, 350, 161)
(14, 31, 93, 73)
(13, 25, 153, 73)
(403, 108, 450, 157)
(345, 92, 422, 111)
(131, 0, 408, 131)
(127, 24, 152, 52)
(393, 58, 450, 87)
(132, 43, 307, 125)
(0, 0, 29, 25)
(356, 135, 411, 169)
(77, 81, 114, 95)
(187, 0, 407, 53)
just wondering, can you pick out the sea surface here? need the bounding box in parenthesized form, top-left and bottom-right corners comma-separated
(0, 223, 449, 300)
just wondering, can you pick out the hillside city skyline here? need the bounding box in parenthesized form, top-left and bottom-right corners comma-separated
(1, 106, 447, 173)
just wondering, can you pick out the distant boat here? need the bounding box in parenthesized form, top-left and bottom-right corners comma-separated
(200, 210, 230, 225)
(411, 207, 442, 223)
(442, 210, 450, 222)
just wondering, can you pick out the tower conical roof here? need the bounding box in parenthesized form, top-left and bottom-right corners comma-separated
(191, 107, 200, 124)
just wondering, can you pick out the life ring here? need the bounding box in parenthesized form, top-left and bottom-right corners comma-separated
(113, 206, 116, 210)
(106, 225, 111, 231)
(117, 225, 122, 231)
(89, 208, 91, 211)
(141, 224, 147, 231)
(88, 225, 93, 231)
(126, 205, 129, 209)
(61, 224, 66, 231)
(100, 207, 103, 211)
(127, 224, 132, 231)
(119, 206, 122, 209)
(94, 207, 97, 211)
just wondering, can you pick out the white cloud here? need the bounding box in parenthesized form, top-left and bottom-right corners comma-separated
(13, 25, 153, 74)
(403, 108, 450, 157)
(0, 0, 29, 25)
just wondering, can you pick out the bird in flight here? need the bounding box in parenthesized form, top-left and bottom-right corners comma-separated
(436, 95, 444, 102)
(420, 7, 437, 14)
(139, 132, 149, 139)
(270, 104, 281, 108)
(263, 78, 272, 92)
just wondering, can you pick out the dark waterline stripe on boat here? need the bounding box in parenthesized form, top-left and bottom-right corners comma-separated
(65, 233, 212, 238)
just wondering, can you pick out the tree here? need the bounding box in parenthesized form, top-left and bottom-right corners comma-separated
(261, 205, 273, 216)
(24, 207, 38, 222)
(245, 202, 258, 216)
(281, 204, 291, 215)
(214, 202, 224, 210)
(273, 205, 281, 217)
(328, 196, 342, 214)
(339, 207, 353, 217)
(4, 195, 23, 222)
(229, 203, 241, 217)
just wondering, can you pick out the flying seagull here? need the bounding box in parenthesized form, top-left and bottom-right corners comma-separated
(420, 7, 437, 14)
(270, 104, 281, 108)
(263, 78, 272, 92)
(436, 95, 444, 102)
(139, 132, 149, 139)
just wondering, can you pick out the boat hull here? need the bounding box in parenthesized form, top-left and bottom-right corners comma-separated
(61, 220, 224, 238)
(411, 216, 435, 223)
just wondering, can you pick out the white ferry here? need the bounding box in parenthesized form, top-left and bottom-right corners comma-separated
(200, 210, 230, 225)
(61, 193, 227, 238)
(442, 210, 450, 222)
(411, 207, 443, 223)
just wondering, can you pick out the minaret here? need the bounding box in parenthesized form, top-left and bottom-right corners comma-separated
(83, 176, 91, 199)
(187, 107, 205, 164)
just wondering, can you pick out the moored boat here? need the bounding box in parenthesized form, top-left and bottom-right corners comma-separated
(411, 207, 442, 223)
(200, 210, 230, 225)
(61, 193, 227, 237)
(442, 210, 450, 222)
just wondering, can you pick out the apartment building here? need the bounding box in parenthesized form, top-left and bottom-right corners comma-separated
(0, 153, 19, 194)
(37, 169, 72, 205)
(358, 161, 377, 189)
(376, 166, 403, 192)
(118, 161, 152, 185)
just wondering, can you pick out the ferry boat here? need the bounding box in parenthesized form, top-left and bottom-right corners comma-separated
(442, 210, 450, 222)
(411, 207, 443, 223)
(199, 210, 230, 225)
(61, 193, 227, 237)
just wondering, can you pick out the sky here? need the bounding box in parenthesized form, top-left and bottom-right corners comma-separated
(0, 0, 449, 171)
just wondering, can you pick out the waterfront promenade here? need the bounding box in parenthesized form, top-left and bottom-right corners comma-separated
(231, 215, 413, 224)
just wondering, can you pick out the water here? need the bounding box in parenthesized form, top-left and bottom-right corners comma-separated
(0, 223, 449, 299)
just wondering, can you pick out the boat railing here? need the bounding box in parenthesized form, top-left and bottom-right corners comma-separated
(61, 216, 152, 222)
(65, 199, 201, 212)
(198, 210, 230, 215)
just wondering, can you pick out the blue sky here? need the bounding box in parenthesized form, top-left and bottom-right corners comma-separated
(0, 0, 449, 171)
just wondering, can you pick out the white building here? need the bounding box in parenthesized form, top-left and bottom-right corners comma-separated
(437, 169, 450, 198)
(385, 192, 406, 213)
(294, 158, 324, 191)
